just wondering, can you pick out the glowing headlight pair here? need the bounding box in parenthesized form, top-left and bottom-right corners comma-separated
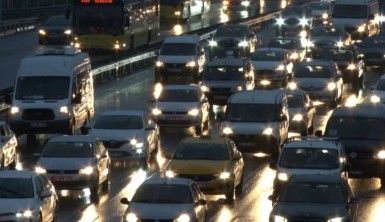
(292, 113, 303, 122)
(15, 210, 33, 218)
(238, 40, 248, 47)
(327, 82, 337, 91)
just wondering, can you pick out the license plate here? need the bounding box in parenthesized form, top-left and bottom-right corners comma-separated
(30, 122, 47, 128)
(51, 176, 73, 181)
(350, 171, 362, 175)
(168, 68, 181, 72)
(166, 116, 184, 120)
(239, 142, 255, 146)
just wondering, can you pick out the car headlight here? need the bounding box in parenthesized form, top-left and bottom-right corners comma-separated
(209, 40, 218, 47)
(273, 215, 288, 222)
(174, 213, 191, 222)
(174, 10, 181, 16)
(236, 85, 243, 91)
(241, 0, 250, 7)
(79, 166, 94, 175)
(370, 95, 381, 104)
(327, 82, 337, 91)
(152, 108, 162, 116)
(262, 127, 273, 135)
(377, 150, 385, 159)
(357, 24, 366, 33)
(260, 79, 271, 86)
(11, 106, 19, 114)
(299, 30, 307, 38)
(125, 213, 139, 222)
(222, 127, 233, 135)
(277, 172, 288, 181)
(186, 61, 196, 67)
(35, 166, 47, 174)
(287, 82, 297, 90)
(166, 170, 176, 178)
(15, 210, 33, 218)
(64, 29, 72, 35)
(276, 17, 285, 26)
(347, 64, 356, 70)
(336, 40, 344, 48)
(201, 85, 210, 92)
(187, 108, 199, 116)
(216, 171, 231, 180)
(155, 61, 164, 67)
(327, 217, 344, 222)
(39, 29, 46, 35)
(238, 40, 248, 47)
(59, 106, 69, 114)
(292, 113, 303, 122)
(322, 13, 328, 19)
(276, 64, 285, 71)
(290, 52, 299, 60)
(299, 17, 309, 26)
(130, 139, 144, 148)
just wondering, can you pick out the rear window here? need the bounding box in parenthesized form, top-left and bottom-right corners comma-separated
(280, 148, 339, 169)
(42, 141, 94, 158)
(158, 89, 198, 102)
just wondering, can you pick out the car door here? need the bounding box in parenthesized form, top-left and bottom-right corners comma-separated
(38, 175, 57, 222)
(191, 183, 206, 222)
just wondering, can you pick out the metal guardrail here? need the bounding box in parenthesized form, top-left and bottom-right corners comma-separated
(0, 17, 38, 37)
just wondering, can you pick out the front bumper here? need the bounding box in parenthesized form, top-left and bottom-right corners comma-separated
(179, 173, 234, 194)
(152, 114, 201, 126)
(39, 34, 72, 44)
(9, 118, 72, 135)
(46, 173, 98, 190)
(227, 134, 279, 153)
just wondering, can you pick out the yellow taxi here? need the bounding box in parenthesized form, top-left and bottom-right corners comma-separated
(166, 136, 244, 202)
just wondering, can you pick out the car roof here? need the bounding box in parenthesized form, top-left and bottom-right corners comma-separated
(284, 138, 340, 150)
(180, 136, 229, 145)
(143, 174, 195, 186)
(100, 110, 145, 117)
(331, 104, 385, 119)
(289, 174, 344, 184)
(207, 58, 245, 66)
(0, 170, 35, 179)
(48, 135, 97, 143)
(229, 89, 286, 104)
(162, 84, 200, 91)
(163, 35, 199, 44)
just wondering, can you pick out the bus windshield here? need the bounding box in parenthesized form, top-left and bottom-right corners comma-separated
(73, 5, 123, 34)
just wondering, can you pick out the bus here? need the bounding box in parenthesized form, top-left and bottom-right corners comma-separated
(72, 0, 159, 51)
(159, 0, 210, 23)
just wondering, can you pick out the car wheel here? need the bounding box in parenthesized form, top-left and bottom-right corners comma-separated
(225, 188, 235, 204)
(90, 183, 100, 204)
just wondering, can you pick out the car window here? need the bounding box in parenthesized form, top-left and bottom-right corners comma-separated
(279, 148, 340, 169)
(94, 115, 143, 130)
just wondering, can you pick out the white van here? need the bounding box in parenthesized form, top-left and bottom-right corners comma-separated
(331, 0, 379, 40)
(9, 47, 94, 138)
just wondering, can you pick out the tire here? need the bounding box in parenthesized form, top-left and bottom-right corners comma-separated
(90, 183, 100, 204)
(195, 124, 203, 136)
(0, 156, 4, 170)
(225, 188, 235, 204)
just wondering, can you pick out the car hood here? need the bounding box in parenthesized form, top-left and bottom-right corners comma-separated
(0, 198, 38, 214)
(37, 157, 95, 170)
(271, 203, 347, 218)
(157, 55, 196, 64)
(168, 160, 230, 174)
(202, 80, 244, 88)
(222, 121, 280, 136)
(331, 18, 366, 27)
(128, 203, 193, 220)
(251, 61, 283, 70)
(89, 129, 145, 141)
(155, 102, 200, 112)
(44, 25, 71, 30)
(294, 78, 330, 88)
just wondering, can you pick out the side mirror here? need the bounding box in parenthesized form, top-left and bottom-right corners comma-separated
(120, 197, 130, 205)
(269, 162, 277, 170)
(315, 130, 323, 137)
(39, 190, 53, 199)
(233, 152, 242, 160)
(72, 93, 82, 104)
(198, 199, 207, 205)
(280, 115, 287, 122)
(369, 14, 374, 20)
(268, 195, 274, 201)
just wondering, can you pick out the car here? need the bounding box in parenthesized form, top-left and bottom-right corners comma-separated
(290, 60, 344, 107)
(155, 35, 206, 83)
(35, 135, 110, 203)
(166, 136, 244, 202)
(305, 1, 332, 26)
(222, 0, 258, 13)
(220, 89, 289, 158)
(269, 175, 357, 222)
(365, 75, 385, 104)
(318, 104, 385, 188)
(120, 175, 207, 222)
(309, 25, 352, 48)
(357, 36, 385, 70)
(208, 24, 258, 58)
(201, 57, 254, 105)
(0, 122, 17, 169)
(286, 89, 315, 135)
(250, 48, 293, 88)
(271, 137, 348, 199)
(276, 6, 312, 38)
(0, 170, 58, 222)
(310, 46, 364, 92)
(150, 84, 210, 135)
(38, 15, 72, 45)
(85, 110, 160, 167)
(268, 37, 306, 63)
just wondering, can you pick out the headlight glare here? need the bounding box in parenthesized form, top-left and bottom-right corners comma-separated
(218, 171, 231, 179)
(238, 40, 248, 47)
(290, 52, 299, 60)
(276, 17, 285, 26)
(201, 85, 210, 92)
(174, 213, 190, 222)
(377, 150, 385, 159)
(166, 170, 176, 178)
(186, 61, 196, 67)
(16, 210, 33, 218)
(222, 127, 233, 135)
(35, 166, 47, 174)
(262, 127, 273, 135)
(287, 82, 297, 90)
(188, 108, 199, 116)
(370, 95, 381, 104)
(260, 79, 271, 86)
(292, 114, 303, 122)
(152, 108, 162, 116)
(209, 40, 218, 47)
(155, 61, 164, 67)
(79, 166, 94, 175)
(358, 24, 366, 33)
(64, 29, 72, 35)
(327, 217, 344, 222)
(277, 172, 288, 181)
(125, 213, 139, 222)
(39, 29, 46, 35)
(276, 64, 285, 71)
(59, 106, 69, 114)
(274, 215, 288, 222)
(11, 106, 19, 114)
(322, 13, 328, 19)
(327, 82, 337, 91)
(347, 64, 356, 70)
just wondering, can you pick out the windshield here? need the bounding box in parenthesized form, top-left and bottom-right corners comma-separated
(42, 141, 94, 158)
(280, 182, 344, 204)
(325, 117, 385, 139)
(332, 4, 368, 19)
(158, 89, 198, 102)
(16, 76, 70, 100)
(216, 26, 248, 37)
(173, 143, 229, 160)
(132, 184, 192, 203)
(312, 49, 354, 61)
(376, 80, 385, 90)
(294, 65, 333, 78)
(204, 66, 244, 80)
(226, 103, 280, 122)
(287, 94, 304, 108)
(282, 7, 308, 17)
(0, 178, 34, 198)
(308, 2, 330, 11)
(268, 39, 299, 50)
(280, 148, 339, 169)
(73, 5, 123, 34)
(46, 16, 70, 26)
(160, 43, 196, 56)
(94, 115, 143, 130)
(251, 50, 284, 61)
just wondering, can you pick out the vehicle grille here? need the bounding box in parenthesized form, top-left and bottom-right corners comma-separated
(179, 174, 216, 182)
(46, 170, 79, 174)
(21, 109, 55, 121)
(289, 219, 324, 222)
(300, 86, 324, 92)
(162, 111, 188, 115)
(286, 18, 300, 26)
(255, 69, 276, 76)
(102, 140, 127, 149)
(364, 52, 382, 59)
(141, 220, 173, 222)
(211, 87, 231, 92)
(48, 29, 63, 35)
(218, 39, 238, 47)
(165, 63, 185, 69)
